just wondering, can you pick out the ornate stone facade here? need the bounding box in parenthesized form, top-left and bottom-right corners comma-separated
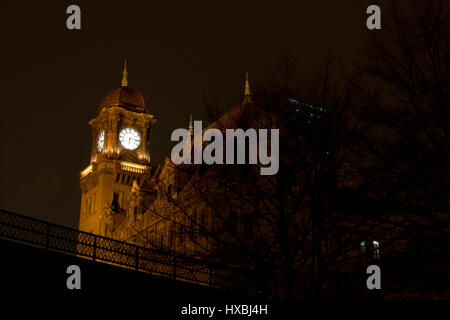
(79, 63, 156, 236)
(79, 63, 257, 261)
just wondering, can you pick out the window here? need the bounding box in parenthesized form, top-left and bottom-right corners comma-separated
(360, 241, 366, 256)
(189, 209, 198, 238)
(169, 228, 174, 248)
(178, 224, 183, 245)
(112, 192, 119, 211)
(373, 241, 380, 259)
(130, 208, 136, 223)
(200, 214, 206, 226)
(88, 197, 92, 215)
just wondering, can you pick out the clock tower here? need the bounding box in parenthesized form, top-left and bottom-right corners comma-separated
(79, 61, 156, 236)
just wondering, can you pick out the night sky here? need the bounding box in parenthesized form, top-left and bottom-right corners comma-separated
(0, 0, 386, 228)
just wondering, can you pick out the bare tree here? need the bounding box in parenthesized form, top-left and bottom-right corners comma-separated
(117, 55, 384, 300)
(356, 0, 450, 298)
(108, 1, 450, 299)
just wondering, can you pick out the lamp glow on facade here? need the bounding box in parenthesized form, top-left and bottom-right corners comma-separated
(81, 164, 93, 178)
(120, 161, 147, 173)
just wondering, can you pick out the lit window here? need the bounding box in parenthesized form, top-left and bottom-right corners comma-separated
(360, 241, 366, 255)
(373, 241, 380, 259)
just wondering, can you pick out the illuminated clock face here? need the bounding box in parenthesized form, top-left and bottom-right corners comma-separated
(119, 128, 141, 150)
(97, 130, 105, 152)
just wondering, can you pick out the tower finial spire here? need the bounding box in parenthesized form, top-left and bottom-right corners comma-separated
(121, 59, 128, 87)
(245, 72, 250, 96)
(243, 72, 252, 103)
(188, 114, 194, 136)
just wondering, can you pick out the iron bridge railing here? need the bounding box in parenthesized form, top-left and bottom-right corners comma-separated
(0, 209, 236, 289)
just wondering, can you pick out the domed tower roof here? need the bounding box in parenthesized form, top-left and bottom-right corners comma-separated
(99, 60, 149, 113)
(99, 86, 148, 113)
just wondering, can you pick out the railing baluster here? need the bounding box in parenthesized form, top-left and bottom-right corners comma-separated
(45, 223, 50, 249)
(93, 236, 97, 261)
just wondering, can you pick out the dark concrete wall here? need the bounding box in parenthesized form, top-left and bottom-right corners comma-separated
(0, 238, 247, 306)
